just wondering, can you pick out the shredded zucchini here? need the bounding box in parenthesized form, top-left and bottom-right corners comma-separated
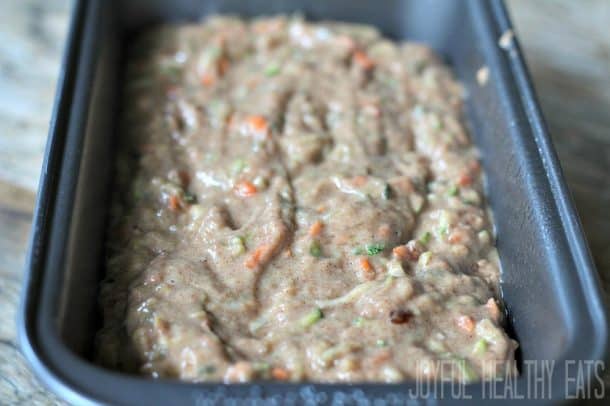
(472, 338, 488, 355)
(419, 231, 432, 245)
(419, 251, 432, 266)
(299, 308, 323, 328)
(231, 158, 247, 175)
(310, 240, 322, 257)
(353, 242, 386, 256)
(315, 281, 375, 309)
(387, 258, 405, 277)
(447, 184, 459, 196)
(264, 64, 281, 77)
(229, 236, 246, 256)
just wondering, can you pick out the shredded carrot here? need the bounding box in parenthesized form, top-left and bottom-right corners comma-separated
(486, 298, 500, 320)
(244, 256, 258, 270)
(246, 115, 269, 136)
(370, 349, 391, 367)
(248, 115, 267, 131)
(309, 221, 324, 237)
(200, 72, 215, 86)
(360, 257, 375, 280)
(235, 180, 257, 197)
(316, 205, 327, 213)
(352, 175, 368, 187)
(271, 366, 290, 380)
(352, 50, 375, 70)
(360, 257, 373, 272)
(245, 244, 272, 270)
(394, 242, 421, 261)
(392, 245, 409, 260)
(168, 195, 183, 212)
(457, 315, 475, 333)
(448, 230, 465, 244)
(457, 173, 473, 187)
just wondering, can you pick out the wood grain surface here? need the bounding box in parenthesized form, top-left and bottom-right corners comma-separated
(0, 0, 608, 403)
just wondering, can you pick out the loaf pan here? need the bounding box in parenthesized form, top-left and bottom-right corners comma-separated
(18, 0, 608, 404)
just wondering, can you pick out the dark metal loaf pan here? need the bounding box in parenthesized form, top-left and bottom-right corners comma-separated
(18, 0, 608, 404)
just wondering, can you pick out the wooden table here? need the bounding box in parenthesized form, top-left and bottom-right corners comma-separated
(0, 0, 608, 403)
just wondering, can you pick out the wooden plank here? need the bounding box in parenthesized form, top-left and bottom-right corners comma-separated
(0, 1, 69, 403)
(0, 180, 35, 280)
(507, 0, 610, 295)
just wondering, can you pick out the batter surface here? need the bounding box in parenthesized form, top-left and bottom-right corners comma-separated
(95, 16, 518, 383)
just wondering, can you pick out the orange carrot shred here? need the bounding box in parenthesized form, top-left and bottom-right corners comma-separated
(235, 180, 257, 197)
(457, 315, 475, 333)
(168, 195, 182, 212)
(457, 173, 472, 187)
(245, 244, 272, 270)
(392, 245, 409, 260)
(394, 243, 421, 261)
(370, 349, 391, 367)
(447, 230, 464, 244)
(244, 254, 258, 270)
(360, 257, 375, 280)
(271, 366, 290, 381)
(247, 115, 268, 133)
(360, 257, 373, 271)
(309, 221, 324, 237)
(200, 72, 215, 86)
(353, 50, 375, 70)
(352, 175, 368, 187)
(486, 298, 501, 320)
